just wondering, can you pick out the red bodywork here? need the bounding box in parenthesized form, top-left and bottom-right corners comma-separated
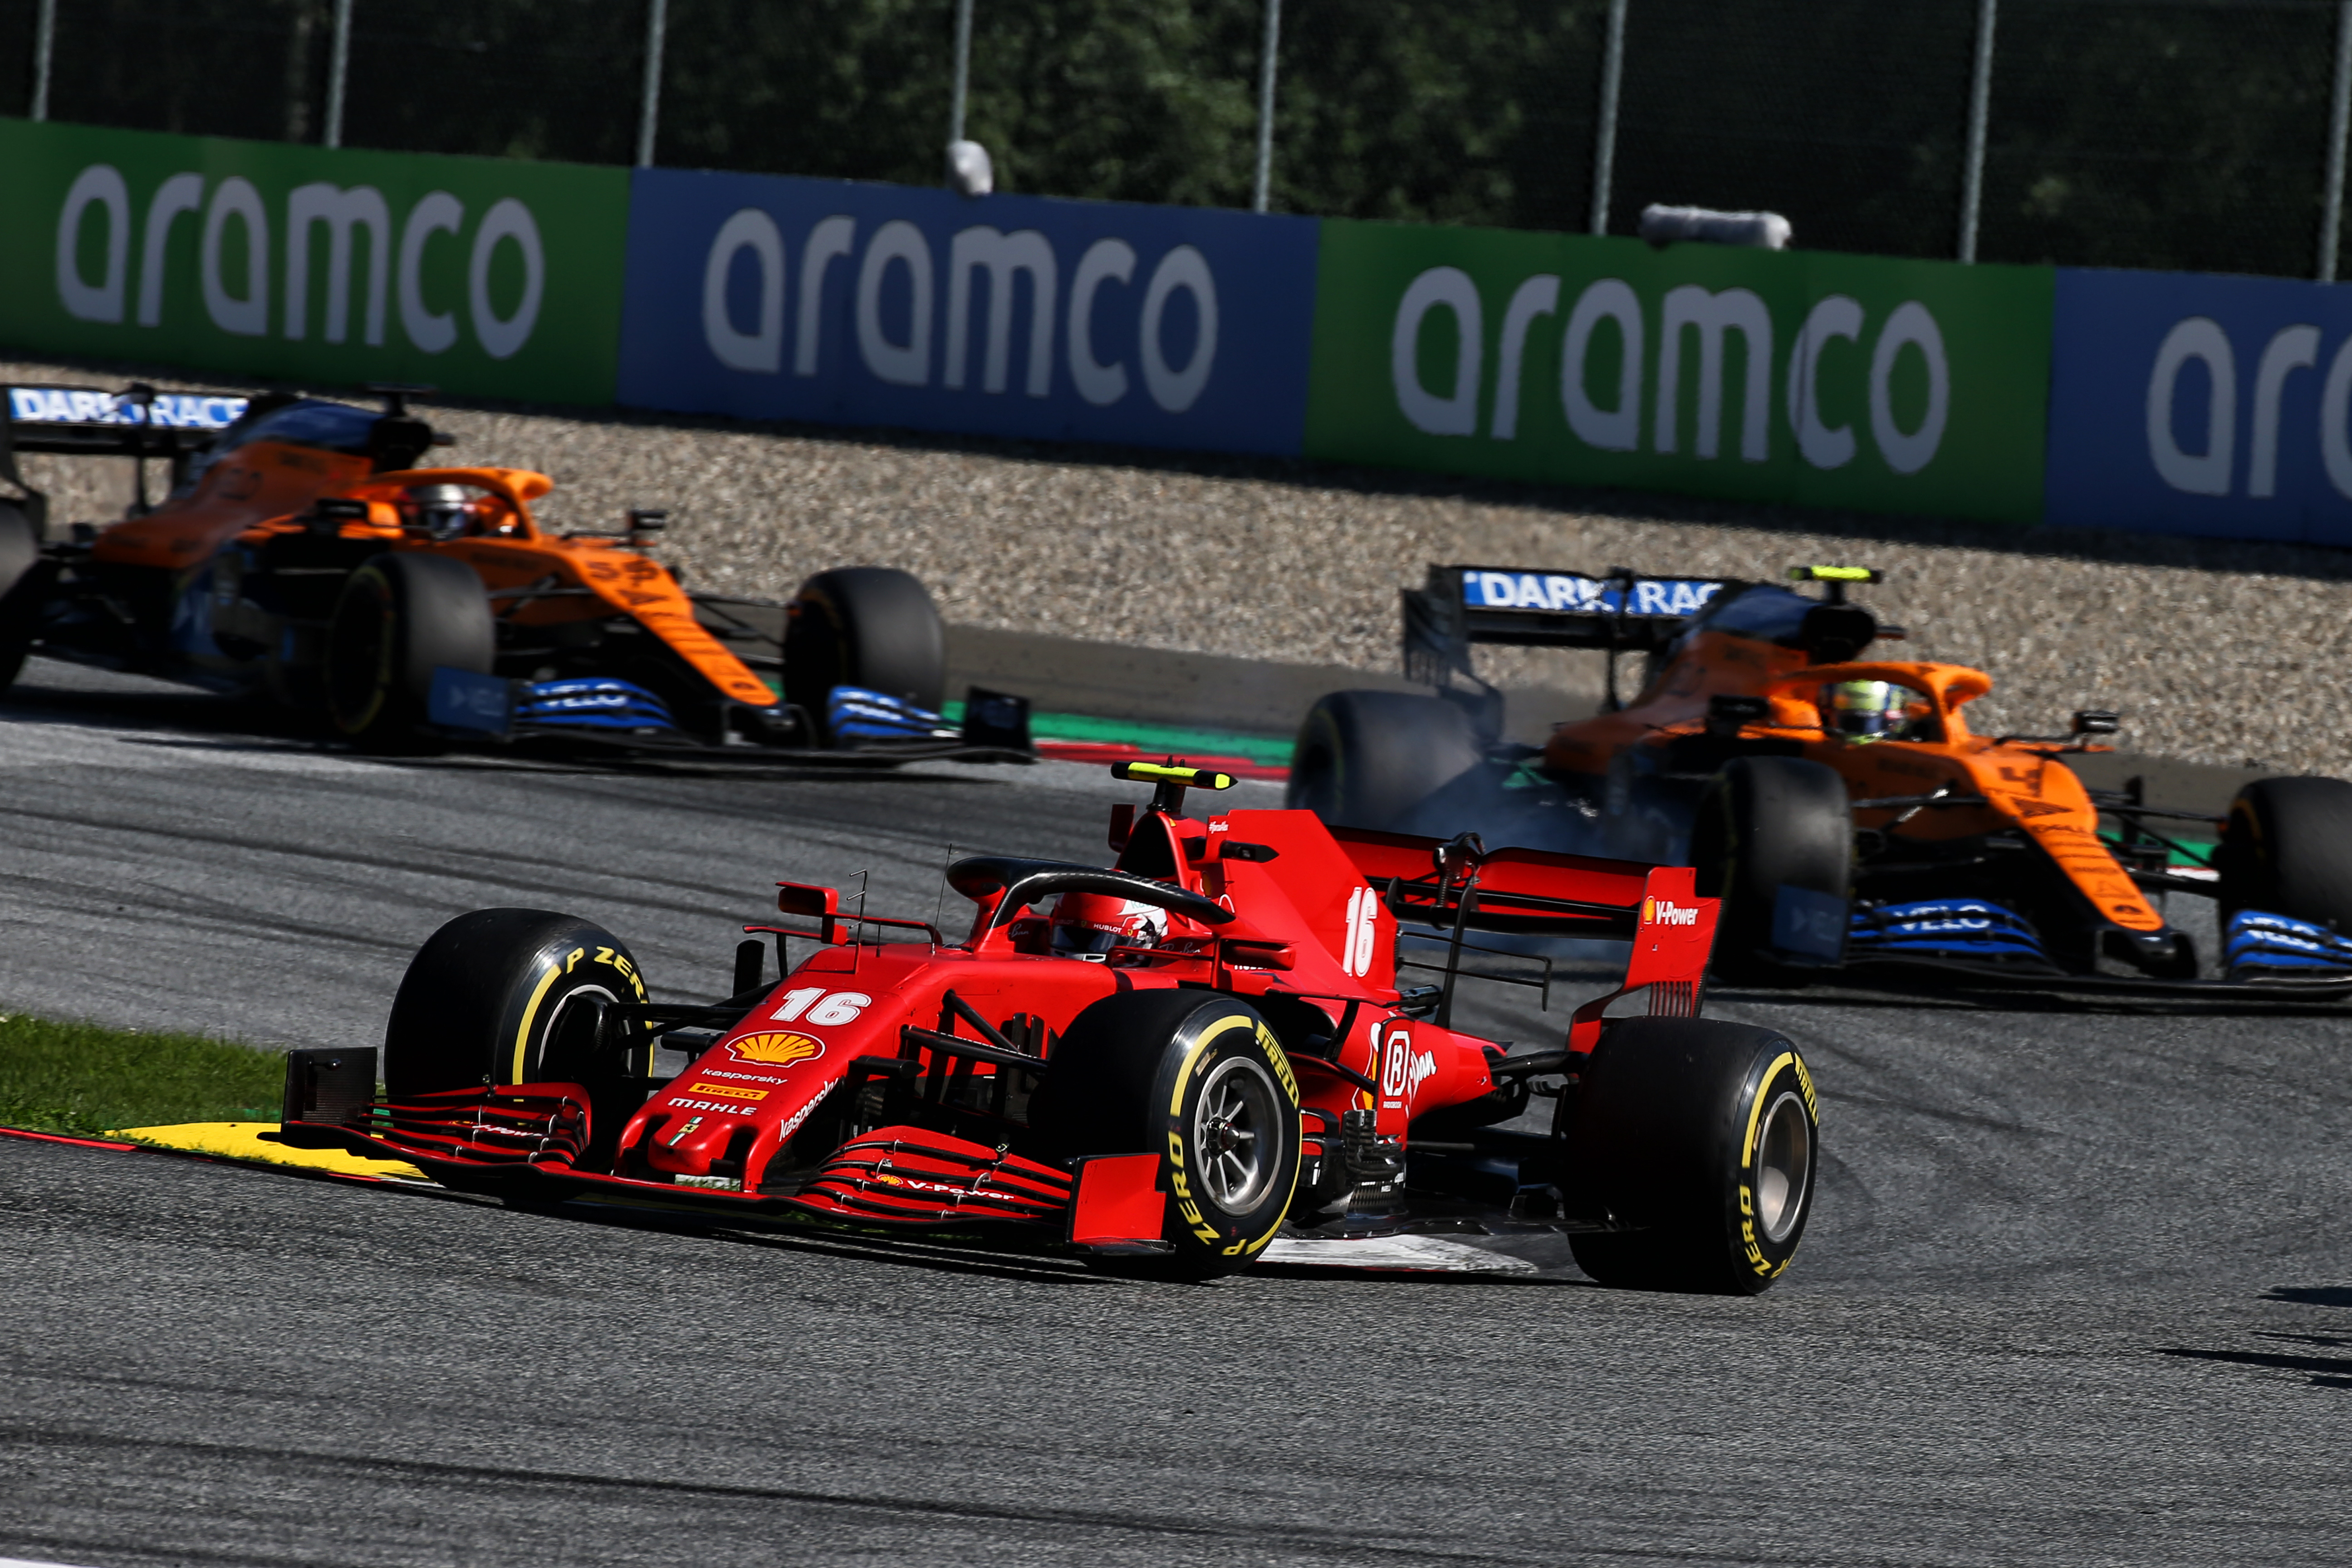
(309, 797, 1718, 1251)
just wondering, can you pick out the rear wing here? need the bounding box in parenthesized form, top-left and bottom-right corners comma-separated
(1329, 824, 1718, 1041)
(1401, 563, 1736, 725)
(1331, 824, 1651, 940)
(0, 383, 250, 533)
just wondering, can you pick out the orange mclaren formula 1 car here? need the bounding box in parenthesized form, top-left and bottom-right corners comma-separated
(0, 383, 1029, 760)
(275, 760, 1821, 1292)
(1290, 565, 2352, 998)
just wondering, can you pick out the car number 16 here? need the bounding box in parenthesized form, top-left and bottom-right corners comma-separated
(770, 987, 873, 1026)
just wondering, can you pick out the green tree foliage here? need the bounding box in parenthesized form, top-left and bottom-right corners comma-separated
(17, 0, 2351, 277)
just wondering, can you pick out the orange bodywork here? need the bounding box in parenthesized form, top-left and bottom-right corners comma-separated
(1540, 632, 2163, 934)
(91, 449, 774, 709)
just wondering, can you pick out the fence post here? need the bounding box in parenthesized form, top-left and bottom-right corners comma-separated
(637, 0, 668, 168)
(949, 0, 974, 146)
(1252, 0, 1282, 213)
(1958, 0, 1998, 263)
(2322, 0, 2352, 281)
(1589, 0, 1627, 235)
(323, 0, 353, 148)
(29, 0, 54, 121)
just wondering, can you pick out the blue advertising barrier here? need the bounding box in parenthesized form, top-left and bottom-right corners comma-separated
(2046, 267, 2352, 544)
(617, 169, 1319, 455)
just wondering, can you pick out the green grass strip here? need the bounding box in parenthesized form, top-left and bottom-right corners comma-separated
(943, 702, 1292, 767)
(0, 1011, 283, 1137)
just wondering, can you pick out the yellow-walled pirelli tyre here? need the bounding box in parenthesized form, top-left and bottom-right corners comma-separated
(1561, 1016, 1819, 1295)
(1029, 989, 1303, 1279)
(384, 908, 649, 1098)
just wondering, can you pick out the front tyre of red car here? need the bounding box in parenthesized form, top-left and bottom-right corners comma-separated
(385, 908, 649, 1098)
(1029, 990, 1302, 1279)
(1561, 1017, 1819, 1295)
(325, 552, 494, 753)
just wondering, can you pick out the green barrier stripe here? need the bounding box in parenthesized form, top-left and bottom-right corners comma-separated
(2102, 833, 2216, 868)
(943, 703, 1292, 768)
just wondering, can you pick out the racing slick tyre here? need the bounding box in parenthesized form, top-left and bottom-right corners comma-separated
(1288, 690, 1483, 831)
(383, 908, 649, 1098)
(782, 567, 946, 738)
(324, 552, 494, 753)
(1027, 989, 1303, 1280)
(1690, 755, 1851, 987)
(1561, 1017, 1819, 1295)
(2214, 775, 2352, 931)
(0, 500, 42, 695)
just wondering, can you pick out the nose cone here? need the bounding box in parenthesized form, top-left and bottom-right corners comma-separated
(642, 1112, 737, 1176)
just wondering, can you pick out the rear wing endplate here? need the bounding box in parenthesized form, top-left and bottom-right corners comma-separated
(0, 383, 250, 534)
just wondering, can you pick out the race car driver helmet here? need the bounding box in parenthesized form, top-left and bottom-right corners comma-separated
(1049, 891, 1162, 962)
(1824, 679, 1933, 742)
(400, 483, 479, 539)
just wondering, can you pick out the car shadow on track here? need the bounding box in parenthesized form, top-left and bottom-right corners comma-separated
(1, 666, 988, 787)
(508, 1194, 1119, 1288)
(2160, 1287, 2352, 1390)
(1712, 983, 2352, 1021)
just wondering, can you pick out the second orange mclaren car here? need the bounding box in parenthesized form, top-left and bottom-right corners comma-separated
(1292, 564, 2352, 997)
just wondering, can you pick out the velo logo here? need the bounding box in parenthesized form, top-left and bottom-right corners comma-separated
(1339, 886, 1380, 977)
(1642, 897, 1699, 928)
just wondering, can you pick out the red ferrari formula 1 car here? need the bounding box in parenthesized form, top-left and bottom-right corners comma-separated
(0, 382, 1029, 761)
(279, 761, 1821, 1292)
(1291, 564, 2352, 999)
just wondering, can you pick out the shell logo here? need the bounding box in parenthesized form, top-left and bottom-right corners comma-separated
(1641, 897, 1655, 924)
(727, 1031, 824, 1067)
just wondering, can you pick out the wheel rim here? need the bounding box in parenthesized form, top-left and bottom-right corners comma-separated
(533, 985, 619, 1083)
(1193, 1056, 1280, 1211)
(1753, 1089, 1813, 1243)
(328, 579, 394, 730)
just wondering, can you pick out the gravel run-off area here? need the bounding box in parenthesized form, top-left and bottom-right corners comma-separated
(11, 354, 2352, 773)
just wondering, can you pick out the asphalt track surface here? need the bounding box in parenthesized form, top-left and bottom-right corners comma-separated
(5, 659, 2352, 1567)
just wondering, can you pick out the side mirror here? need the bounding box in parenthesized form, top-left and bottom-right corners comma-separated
(306, 497, 372, 536)
(2072, 710, 2121, 737)
(1707, 693, 1769, 735)
(627, 508, 669, 536)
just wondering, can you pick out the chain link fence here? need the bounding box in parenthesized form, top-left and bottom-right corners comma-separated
(10, 0, 2352, 279)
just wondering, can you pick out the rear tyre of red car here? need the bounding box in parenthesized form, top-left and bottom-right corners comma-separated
(2215, 775, 2352, 930)
(782, 567, 946, 739)
(325, 553, 495, 753)
(1562, 1017, 1819, 1295)
(384, 908, 649, 1098)
(1028, 989, 1302, 1279)
(1288, 689, 1483, 831)
(1691, 755, 1851, 986)
(0, 500, 46, 696)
